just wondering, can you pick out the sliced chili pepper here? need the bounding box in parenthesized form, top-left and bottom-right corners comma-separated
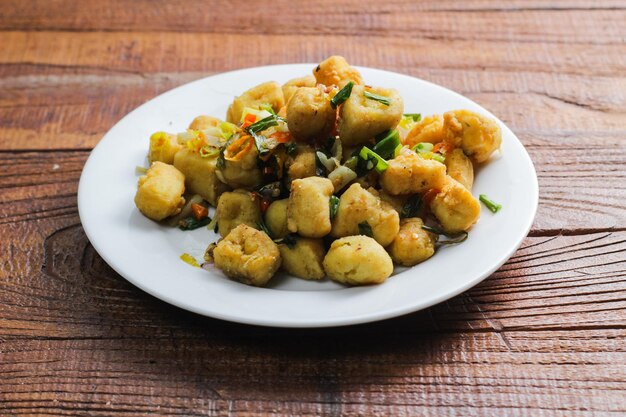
(191, 203, 208, 220)
(223, 135, 254, 161)
(432, 142, 454, 154)
(241, 113, 257, 129)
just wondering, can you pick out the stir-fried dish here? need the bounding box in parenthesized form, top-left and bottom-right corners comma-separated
(134, 56, 503, 287)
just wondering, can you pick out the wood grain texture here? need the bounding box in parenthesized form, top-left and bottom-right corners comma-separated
(1, 1, 625, 415)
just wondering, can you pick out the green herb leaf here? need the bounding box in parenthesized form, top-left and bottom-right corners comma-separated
(246, 114, 285, 156)
(403, 113, 421, 122)
(329, 195, 340, 219)
(359, 146, 389, 173)
(256, 220, 273, 237)
(363, 91, 391, 106)
(422, 225, 468, 245)
(400, 195, 422, 218)
(479, 194, 502, 213)
(412, 142, 434, 153)
(373, 130, 400, 159)
(330, 81, 354, 109)
(179, 216, 213, 231)
(358, 221, 374, 238)
(285, 142, 297, 155)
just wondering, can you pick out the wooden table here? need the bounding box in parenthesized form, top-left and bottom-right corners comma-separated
(2, 1, 625, 415)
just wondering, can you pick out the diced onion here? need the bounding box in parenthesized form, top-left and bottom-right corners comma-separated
(328, 165, 357, 192)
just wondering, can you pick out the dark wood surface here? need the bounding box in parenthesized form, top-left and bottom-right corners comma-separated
(1, 1, 625, 415)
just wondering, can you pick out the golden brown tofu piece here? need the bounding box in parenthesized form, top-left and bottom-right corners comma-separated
(215, 190, 262, 238)
(287, 87, 336, 141)
(282, 75, 317, 105)
(430, 176, 481, 233)
(264, 199, 289, 239)
(173, 148, 230, 206)
(338, 85, 404, 146)
(313, 55, 363, 87)
(287, 177, 334, 238)
(403, 115, 444, 148)
(213, 224, 281, 287)
(134, 162, 185, 221)
(445, 148, 474, 190)
(331, 184, 399, 247)
(443, 110, 502, 163)
(380, 153, 447, 195)
(387, 218, 436, 266)
(279, 238, 326, 280)
(323, 236, 393, 285)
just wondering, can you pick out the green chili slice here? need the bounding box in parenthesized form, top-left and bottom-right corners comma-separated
(330, 81, 354, 109)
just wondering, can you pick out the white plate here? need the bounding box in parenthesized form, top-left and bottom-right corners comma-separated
(78, 64, 538, 328)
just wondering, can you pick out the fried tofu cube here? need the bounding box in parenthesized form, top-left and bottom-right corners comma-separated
(279, 238, 326, 280)
(313, 55, 363, 87)
(323, 236, 393, 285)
(387, 218, 436, 266)
(331, 183, 399, 247)
(134, 162, 185, 221)
(282, 75, 317, 105)
(380, 153, 447, 195)
(173, 148, 230, 206)
(287, 177, 334, 238)
(445, 148, 474, 190)
(287, 87, 336, 141)
(215, 190, 262, 238)
(148, 132, 183, 165)
(430, 176, 481, 233)
(339, 85, 403, 146)
(213, 224, 281, 286)
(443, 110, 502, 163)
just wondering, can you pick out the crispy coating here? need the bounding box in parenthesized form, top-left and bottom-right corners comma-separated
(331, 184, 399, 247)
(403, 114, 444, 147)
(215, 190, 262, 237)
(287, 87, 336, 141)
(173, 148, 230, 206)
(387, 218, 436, 266)
(286, 144, 316, 183)
(188, 115, 221, 130)
(313, 55, 363, 87)
(380, 153, 447, 195)
(445, 148, 474, 190)
(287, 177, 334, 238)
(323, 236, 393, 285)
(338, 85, 403, 146)
(217, 144, 263, 189)
(282, 75, 316, 105)
(264, 199, 289, 239)
(443, 110, 502, 163)
(226, 81, 285, 124)
(148, 132, 183, 165)
(279, 238, 326, 280)
(430, 176, 481, 233)
(213, 224, 281, 286)
(134, 162, 185, 221)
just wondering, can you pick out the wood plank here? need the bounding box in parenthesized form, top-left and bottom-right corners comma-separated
(0, 330, 625, 416)
(0, 1, 625, 45)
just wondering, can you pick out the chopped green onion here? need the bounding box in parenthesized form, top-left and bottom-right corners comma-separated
(401, 195, 422, 219)
(343, 155, 358, 171)
(329, 195, 340, 219)
(256, 220, 272, 237)
(260, 103, 276, 115)
(285, 142, 297, 155)
(179, 216, 212, 231)
(413, 142, 434, 153)
(359, 146, 389, 173)
(373, 130, 400, 159)
(422, 225, 468, 245)
(363, 91, 391, 106)
(403, 113, 421, 122)
(358, 221, 374, 238)
(479, 194, 502, 213)
(432, 153, 445, 163)
(275, 233, 297, 249)
(246, 115, 283, 156)
(330, 81, 354, 109)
